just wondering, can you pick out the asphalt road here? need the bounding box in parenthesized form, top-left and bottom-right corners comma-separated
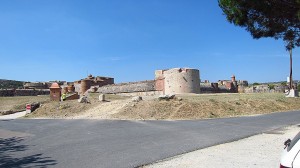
(1, 111, 300, 168)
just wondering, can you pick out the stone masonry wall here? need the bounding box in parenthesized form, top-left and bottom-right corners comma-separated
(0, 89, 14, 97)
(0, 89, 50, 97)
(200, 84, 232, 93)
(97, 80, 156, 94)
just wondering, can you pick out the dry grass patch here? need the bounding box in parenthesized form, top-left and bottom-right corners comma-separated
(26, 93, 130, 118)
(0, 96, 49, 115)
(5, 93, 300, 120)
(113, 93, 300, 120)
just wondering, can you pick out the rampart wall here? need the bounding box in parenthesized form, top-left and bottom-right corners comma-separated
(0, 89, 50, 97)
(200, 84, 232, 93)
(97, 80, 236, 95)
(97, 80, 156, 94)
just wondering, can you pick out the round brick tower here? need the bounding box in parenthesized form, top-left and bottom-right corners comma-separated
(81, 79, 91, 95)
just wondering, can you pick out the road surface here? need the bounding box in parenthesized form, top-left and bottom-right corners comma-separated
(1, 111, 300, 168)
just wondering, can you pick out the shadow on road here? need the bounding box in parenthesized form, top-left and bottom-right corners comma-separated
(0, 137, 57, 168)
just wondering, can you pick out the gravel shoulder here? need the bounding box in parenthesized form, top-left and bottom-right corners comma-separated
(143, 125, 300, 168)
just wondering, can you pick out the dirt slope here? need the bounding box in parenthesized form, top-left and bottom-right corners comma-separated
(113, 93, 300, 120)
(25, 93, 300, 120)
(25, 94, 129, 119)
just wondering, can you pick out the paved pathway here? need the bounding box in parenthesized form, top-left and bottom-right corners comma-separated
(1, 111, 300, 168)
(0, 111, 27, 119)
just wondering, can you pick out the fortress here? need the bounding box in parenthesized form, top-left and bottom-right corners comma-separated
(95, 68, 202, 96)
(93, 67, 246, 96)
(0, 67, 248, 98)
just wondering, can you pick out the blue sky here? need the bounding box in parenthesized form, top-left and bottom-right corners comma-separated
(0, 0, 299, 83)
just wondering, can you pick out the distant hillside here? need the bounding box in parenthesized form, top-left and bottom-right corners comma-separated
(0, 79, 24, 89)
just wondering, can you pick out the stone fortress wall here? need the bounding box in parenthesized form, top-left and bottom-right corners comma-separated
(95, 68, 202, 95)
(23, 82, 50, 89)
(94, 68, 245, 96)
(74, 75, 114, 94)
(96, 80, 156, 94)
(0, 89, 50, 97)
(95, 68, 222, 95)
(200, 84, 233, 93)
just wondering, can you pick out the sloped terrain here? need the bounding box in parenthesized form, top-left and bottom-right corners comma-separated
(7, 93, 300, 120)
(25, 94, 129, 119)
(0, 95, 49, 115)
(113, 93, 300, 120)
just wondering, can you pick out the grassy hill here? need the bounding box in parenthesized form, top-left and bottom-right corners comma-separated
(0, 79, 24, 89)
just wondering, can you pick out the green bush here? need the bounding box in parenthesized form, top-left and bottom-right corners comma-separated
(268, 84, 275, 90)
(281, 82, 287, 86)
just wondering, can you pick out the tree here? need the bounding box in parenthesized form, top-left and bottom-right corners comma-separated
(218, 0, 300, 90)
